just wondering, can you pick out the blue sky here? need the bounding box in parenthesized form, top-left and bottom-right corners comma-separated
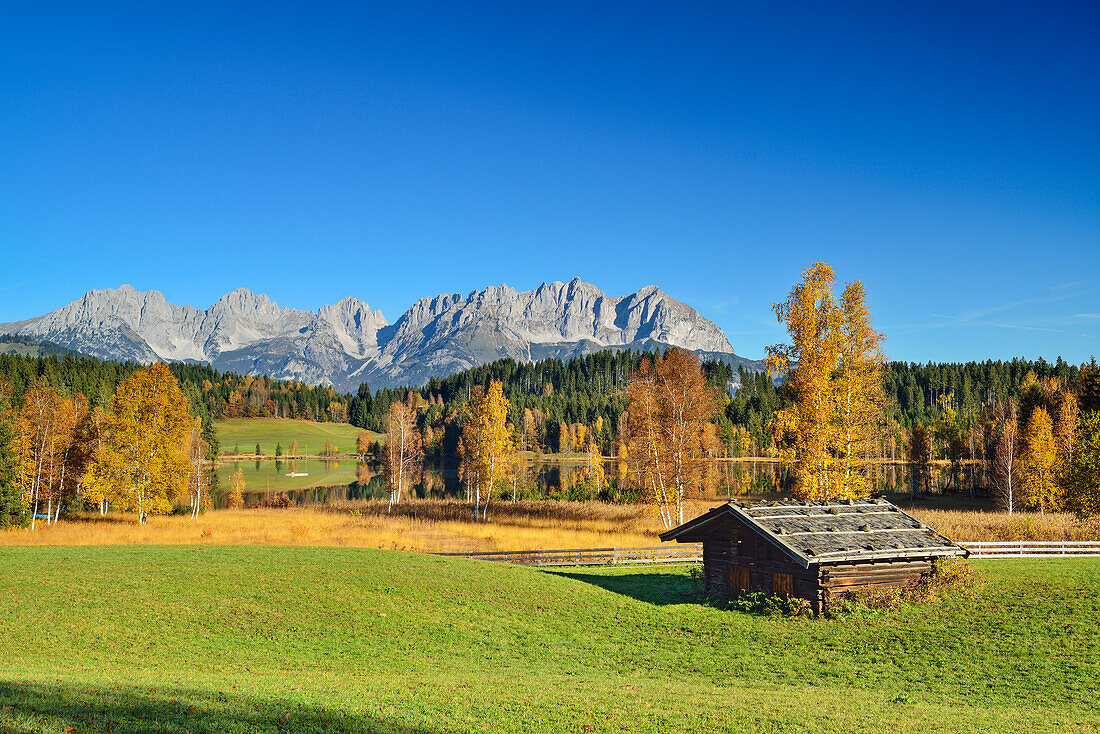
(1, 1, 1097, 362)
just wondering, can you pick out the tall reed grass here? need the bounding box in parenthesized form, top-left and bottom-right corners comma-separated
(2, 498, 1095, 550)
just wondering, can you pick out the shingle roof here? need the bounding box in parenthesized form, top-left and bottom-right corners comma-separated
(659, 498, 968, 568)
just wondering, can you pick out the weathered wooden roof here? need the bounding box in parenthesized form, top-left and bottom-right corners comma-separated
(659, 499, 968, 568)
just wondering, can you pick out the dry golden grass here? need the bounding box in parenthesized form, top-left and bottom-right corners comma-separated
(906, 508, 1100, 542)
(3, 498, 1096, 551)
(0, 500, 662, 552)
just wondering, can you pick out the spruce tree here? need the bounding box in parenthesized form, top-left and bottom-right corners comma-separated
(0, 397, 24, 527)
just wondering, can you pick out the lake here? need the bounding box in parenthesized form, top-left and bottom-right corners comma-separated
(216, 458, 978, 508)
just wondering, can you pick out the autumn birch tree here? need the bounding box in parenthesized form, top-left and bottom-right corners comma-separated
(186, 417, 211, 519)
(768, 263, 885, 500)
(627, 359, 673, 527)
(383, 397, 422, 512)
(1021, 407, 1058, 513)
(1054, 391, 1080, 499)
(767, 263, 842, 500)
(16, 383, 61, 530)
(460, 380, 513, 521)
(227, 465, 245, 509)
(627, 349, 718, 527)
(82, 407, 125, 515)
(91, 363, 192, 523)
(834, 280, 887, 496)
(992, 399, 1020, 514)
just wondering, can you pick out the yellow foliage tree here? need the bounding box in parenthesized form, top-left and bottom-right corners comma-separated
(767, 262, 886, 500)
(1054, 391, 1079, 496)
(835, 280, 887, 495)
(1021, 406, 1059, 512)
(90, 363, 192, 523)
(227, 465, 245, 509)
(460, 380, 513, 521)
(82, 406, 125, 515)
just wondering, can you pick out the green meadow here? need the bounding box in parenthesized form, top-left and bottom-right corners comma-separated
(214, 418, 382, 456)
(0, 548, 1096, 733)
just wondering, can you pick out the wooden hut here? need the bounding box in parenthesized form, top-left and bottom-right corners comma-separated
(659, 499, 968, 613)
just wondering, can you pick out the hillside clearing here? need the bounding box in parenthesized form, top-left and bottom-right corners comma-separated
(0, 548, 1096, 733)
(215, 418, 382, 455)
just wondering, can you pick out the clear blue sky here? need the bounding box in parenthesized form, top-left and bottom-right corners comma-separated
(1, 1, 1097, 363)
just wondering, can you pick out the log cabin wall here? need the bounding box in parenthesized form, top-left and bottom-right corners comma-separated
(818, 559, 934, 608)
(698, 517, 818, 609)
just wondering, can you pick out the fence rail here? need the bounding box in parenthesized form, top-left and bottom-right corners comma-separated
(961, 541, 1100, 558)
(437, 544, 703, 567)
(438, 541, 1100, 566)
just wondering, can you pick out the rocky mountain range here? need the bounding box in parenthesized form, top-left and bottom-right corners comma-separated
(0, 279, 756, 390)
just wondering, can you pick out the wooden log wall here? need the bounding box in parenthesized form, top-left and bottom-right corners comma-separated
(819, 560, 934, 609)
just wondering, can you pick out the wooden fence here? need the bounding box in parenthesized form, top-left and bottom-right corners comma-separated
(960, 541, 1100, 558)
(438, 541, 1100, 566)
(437, 544, 703, 567)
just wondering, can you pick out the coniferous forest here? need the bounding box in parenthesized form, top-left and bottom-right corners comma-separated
(3, 345, 1096, 464)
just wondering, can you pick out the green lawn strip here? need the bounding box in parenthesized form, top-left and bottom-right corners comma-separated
(0, 547, 1096, 733)
(2, 668, 1091, 734)
(214, 419, 381, 456)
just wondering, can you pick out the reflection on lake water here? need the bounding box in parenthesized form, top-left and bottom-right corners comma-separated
(216, 458, 972, 508)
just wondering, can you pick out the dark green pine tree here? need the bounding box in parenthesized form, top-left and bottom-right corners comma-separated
(201, 412, 220, 492)
(0, 396, 25, 528)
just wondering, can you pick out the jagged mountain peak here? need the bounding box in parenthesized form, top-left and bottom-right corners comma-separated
(634, 284, 663, 298)
(1, 280, 741, 390)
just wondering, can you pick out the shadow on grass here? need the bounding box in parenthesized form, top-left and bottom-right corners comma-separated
(0, 679, 435, 734)
(546, 570, 699, 606)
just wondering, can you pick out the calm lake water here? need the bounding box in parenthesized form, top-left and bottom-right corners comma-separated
(216, 458, 972, 508)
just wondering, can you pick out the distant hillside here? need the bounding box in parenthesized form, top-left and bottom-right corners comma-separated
(215, 418, 381, 456)
(0, 335, 71, 358)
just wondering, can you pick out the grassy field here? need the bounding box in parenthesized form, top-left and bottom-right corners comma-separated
(0, 547, 1096, 733)
(215, 418, 382, 456)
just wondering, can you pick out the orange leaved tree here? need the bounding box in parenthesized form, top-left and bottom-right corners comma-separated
(627, 348, 718, 527)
